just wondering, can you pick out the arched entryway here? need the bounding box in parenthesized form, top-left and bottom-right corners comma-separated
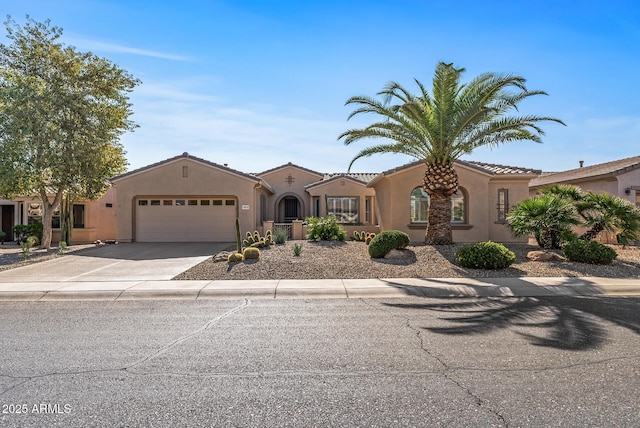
(275, 193, 304, 223)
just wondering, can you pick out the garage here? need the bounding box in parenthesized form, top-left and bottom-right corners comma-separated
(135, 197, 237, 242)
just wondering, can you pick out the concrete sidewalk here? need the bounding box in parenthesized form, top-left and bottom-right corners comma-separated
(0, 276, 639, 301)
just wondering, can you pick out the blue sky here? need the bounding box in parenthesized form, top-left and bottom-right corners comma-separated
(2, 0, 639, 173)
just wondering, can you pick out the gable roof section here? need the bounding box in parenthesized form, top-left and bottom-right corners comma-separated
(369, 159, 540, 186)
(111, 152, 261, 183)
(305, 173, 377, 190)
(256, 162, 323, 178)
(530, 155, 640, 188)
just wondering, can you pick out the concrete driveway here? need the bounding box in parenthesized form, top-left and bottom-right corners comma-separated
(0, 242, 231, 282)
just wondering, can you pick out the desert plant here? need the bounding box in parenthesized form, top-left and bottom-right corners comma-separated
(274, 228, 287, 245)
(365, 232, 376, 245)
(235, 218, 242, 253)
(20, 236, 37, 260)
(243, 230, 273, 248)
(305, 216, 346, 241)
(507, 194, 580, 249)
(227, 252, 244, 262)
(243, 247, 261, 260)
(563, 239, 617, 264)
(368, 230, 410, 258)
(58, 241, 67, 254)
(455, 241, 515, 269)
(293, 243, 303, 256)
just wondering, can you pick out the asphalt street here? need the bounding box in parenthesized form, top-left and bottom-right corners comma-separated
(1, 297, 639, 427)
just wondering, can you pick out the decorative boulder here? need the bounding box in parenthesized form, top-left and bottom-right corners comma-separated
(384, 249, 410, 260)
(527, 251, 563, 262)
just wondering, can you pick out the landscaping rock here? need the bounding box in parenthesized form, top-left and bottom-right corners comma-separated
(527, 250, 564, 262)
(384, 249, 411, 260)
(213, 251, 231, 262)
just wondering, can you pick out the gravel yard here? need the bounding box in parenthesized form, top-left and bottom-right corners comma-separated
(175, 241, 640, 280)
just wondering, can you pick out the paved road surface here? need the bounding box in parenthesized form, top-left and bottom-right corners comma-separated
(1, 297, 639, 427)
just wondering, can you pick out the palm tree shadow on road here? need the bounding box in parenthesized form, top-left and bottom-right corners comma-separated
(384, 296, 640, 351)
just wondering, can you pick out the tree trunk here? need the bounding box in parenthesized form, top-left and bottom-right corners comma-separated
(423, 162, 458, 245)
(580, 222, 604, 241)
(39, 189, 63, 250)
(425, 192, 453, 244)
(61, 193, 74, 246)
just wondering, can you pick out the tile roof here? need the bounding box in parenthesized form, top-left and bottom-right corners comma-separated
(255, 162, 323, 177)
(529, 155, 640, 188)
(322, 172, 379, 184)
(379, 159, 540, 177)
(110, 152, 261, 183)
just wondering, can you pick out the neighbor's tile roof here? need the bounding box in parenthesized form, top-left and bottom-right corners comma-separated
(256, 162, 323, 177)
(529, 155, 640, 188)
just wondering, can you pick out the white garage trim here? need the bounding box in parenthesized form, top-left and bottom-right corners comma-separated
(134, 196, 237, 242)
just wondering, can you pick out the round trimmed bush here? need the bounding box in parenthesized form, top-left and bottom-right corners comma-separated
(368, 230, 410, 258)
(455, 241, 515, 270)
(563, 239, 617, 264)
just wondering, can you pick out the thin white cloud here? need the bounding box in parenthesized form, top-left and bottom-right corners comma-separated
(65, 36, 191, 61)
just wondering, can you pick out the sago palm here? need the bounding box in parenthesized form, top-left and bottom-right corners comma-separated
(576, 192, 640, 245)
(340, 62, 564, 244)
(507, 194, 580, 249)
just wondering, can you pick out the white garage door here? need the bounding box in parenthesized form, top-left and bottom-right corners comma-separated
(136, 197, 236, 242)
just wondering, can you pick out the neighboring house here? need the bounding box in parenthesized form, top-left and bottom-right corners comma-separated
(529, 156, 640, 209)
(3, 152, 540, 244)
(528, 155, 640, 244)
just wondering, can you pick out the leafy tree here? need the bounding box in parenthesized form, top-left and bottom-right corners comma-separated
(340, 62, 564, 244)
(507, 194, 580, 249)
(0, 16, 139, 248)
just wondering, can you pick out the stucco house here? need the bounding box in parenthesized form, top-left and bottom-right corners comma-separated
(529, 155, 640, 208)
(1, 152, 541, 244)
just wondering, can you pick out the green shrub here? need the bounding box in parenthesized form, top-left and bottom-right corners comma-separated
(368, 230, 410, 258)
(274, 228, 288, 244)
(0, 230, 6, 243)
(227, 252, 244, 262)
(243, 247, 261, 260)
(20, 236, 38, 260)
(455, 241, 516, 269)
(293, 243, 303, 256)
(563, 239, 617, 264)
(305, 216, 346, 241)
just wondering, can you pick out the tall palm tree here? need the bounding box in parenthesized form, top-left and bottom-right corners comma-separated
(339, 62, 564, 244)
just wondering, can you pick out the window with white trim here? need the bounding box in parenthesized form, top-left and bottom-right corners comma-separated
(327, 197, 359, 223)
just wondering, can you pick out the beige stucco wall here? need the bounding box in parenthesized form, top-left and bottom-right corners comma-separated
(530, 177, 618, 197)
(306, 178, 377, 224)
(372, 162, 532, 243)
(112, 158, 259, 242)
(257, 165, 323, 221)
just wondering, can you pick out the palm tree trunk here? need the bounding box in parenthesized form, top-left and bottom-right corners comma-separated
(423, 162, 458, 245)
(425, 192, 453, 244)
(580, 222, 604, 241)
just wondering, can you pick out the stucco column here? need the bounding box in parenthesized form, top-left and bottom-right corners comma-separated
(263, 220, 274, 235)
(292, 220, 304, 240)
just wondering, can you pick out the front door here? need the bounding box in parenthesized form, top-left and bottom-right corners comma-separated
(284, 197, 299, 222)
(1, 205, 14, 241)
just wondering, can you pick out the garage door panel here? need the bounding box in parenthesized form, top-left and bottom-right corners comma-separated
(136, 198, 236, 242)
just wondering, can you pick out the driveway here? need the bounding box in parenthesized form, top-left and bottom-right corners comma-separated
(0, 243, 231, 282)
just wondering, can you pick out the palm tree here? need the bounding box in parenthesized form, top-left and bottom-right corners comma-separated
(507, 194, 580, 249)
(339, 62, 564, 244)
(576, 192, 640, 245)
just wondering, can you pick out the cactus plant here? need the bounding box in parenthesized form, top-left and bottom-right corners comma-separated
(243, 247, 261, 259)
(228, 252, 243, 262)
(235, 218, 242, 253)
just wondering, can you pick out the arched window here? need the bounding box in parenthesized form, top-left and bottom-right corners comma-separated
(410, 187, 467, 223)
(410, 187, 429, 223)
